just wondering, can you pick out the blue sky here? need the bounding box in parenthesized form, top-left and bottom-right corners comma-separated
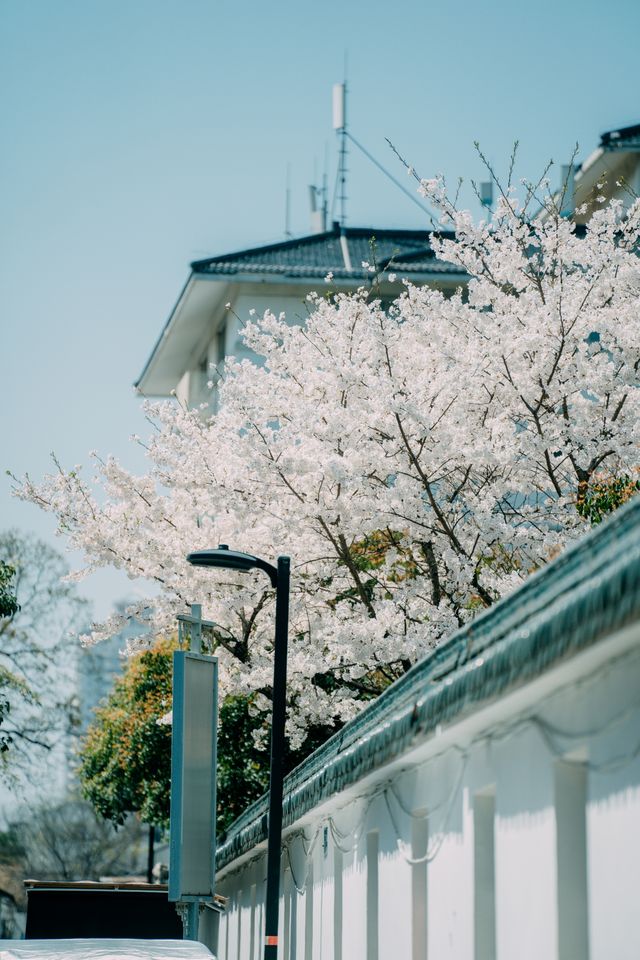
(1, 0, 638, 619)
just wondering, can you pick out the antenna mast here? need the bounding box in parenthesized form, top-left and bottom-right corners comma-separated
(308, 146, 329, 234)
(285, 163, 292, 238)
(332, 80, 347, 226)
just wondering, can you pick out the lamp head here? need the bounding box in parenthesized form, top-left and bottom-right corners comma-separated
(186, 545, 278, 587)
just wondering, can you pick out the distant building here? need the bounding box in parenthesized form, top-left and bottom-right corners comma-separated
(77, 630, 125, 738)
(77, 601, 149, 737)
(0, 880, 21, 939)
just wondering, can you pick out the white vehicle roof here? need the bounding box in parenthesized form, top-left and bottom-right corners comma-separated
(0, 939, 215, 960)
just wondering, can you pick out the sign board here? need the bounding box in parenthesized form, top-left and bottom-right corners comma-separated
(169, 651, 218, 902)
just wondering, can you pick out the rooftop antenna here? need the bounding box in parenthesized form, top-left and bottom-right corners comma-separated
(285, 162, 293, 238)
(323, 141, 328, 228)
(332, 58, 348, 227)
(326, 63, 434, 227)
(308, 146, 329, 233)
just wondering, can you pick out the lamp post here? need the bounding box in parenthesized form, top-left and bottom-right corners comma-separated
(186, 545, 290, 960)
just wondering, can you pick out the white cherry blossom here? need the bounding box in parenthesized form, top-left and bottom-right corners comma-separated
(15, 187, 640, 748)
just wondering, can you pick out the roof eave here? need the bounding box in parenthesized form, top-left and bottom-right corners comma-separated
(190, 268, 467, 286)
(135, 273, 194, 394)
(135, 274, 229, 396)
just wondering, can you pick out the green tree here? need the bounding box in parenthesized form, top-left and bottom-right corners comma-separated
(78, 639, 337, 833)
(79, 637, 175, 829)
(577, 470, 640, 525)
(0, 530, 87, 778)
(0, 561, 19, 619)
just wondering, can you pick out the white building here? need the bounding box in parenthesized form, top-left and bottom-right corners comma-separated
(205, 496, 640, 960)
(136, 122, 640, 415)
(135, 225, 466, 409)
(568, 121, 640, 222)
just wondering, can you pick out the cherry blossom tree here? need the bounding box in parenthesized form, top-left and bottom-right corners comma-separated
(15, 180, 640, 750)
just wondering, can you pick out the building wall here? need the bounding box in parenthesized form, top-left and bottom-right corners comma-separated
(182, 277, 458, 411)
(573, 150, 640, 225)
(185, 288, 315, 411)
(214, 625, 640, 960)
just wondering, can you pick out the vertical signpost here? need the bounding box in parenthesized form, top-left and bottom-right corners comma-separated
(169, 605, 218, 941)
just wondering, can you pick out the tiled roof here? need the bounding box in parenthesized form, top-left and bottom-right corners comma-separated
(190, 225, 463, 282)
(600, 122, 640, 150)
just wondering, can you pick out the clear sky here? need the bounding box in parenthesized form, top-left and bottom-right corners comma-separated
(1, 0, 638, 620)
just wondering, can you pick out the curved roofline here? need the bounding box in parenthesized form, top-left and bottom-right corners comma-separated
(190, 224, 454, 271)
(600, 121, 640, 148)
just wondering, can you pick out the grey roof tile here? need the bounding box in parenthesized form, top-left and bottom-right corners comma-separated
(600, 122, 640, 150)
(190, 225, 463, 281)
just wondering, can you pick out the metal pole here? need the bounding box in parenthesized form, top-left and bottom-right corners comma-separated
(184, 902, 199, 940)
(263, 556, 290, 960)
(146, 824, 155, 884)
(190, 603, 202, 653)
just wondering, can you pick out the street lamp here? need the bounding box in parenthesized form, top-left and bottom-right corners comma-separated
(186, 544, 290, 960)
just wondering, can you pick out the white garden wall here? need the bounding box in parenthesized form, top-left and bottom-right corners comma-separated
(215, 621, 640, 960)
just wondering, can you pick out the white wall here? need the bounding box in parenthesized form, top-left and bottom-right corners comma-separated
(574, 152, 640, 225)
(215, 626, 640, 960)
(187, 287, 317, 411)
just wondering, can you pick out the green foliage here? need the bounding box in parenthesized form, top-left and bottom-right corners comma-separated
(0, 561, 19, 619)
(215, 699, 343, 832)
(79, 641, 342, 834)
(79, 638, 174, 829)
(577, 471, 640, 525)
(216, 703, 336, 832)
(80, 639, 272, 832)
(216, 696, 269, 832)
